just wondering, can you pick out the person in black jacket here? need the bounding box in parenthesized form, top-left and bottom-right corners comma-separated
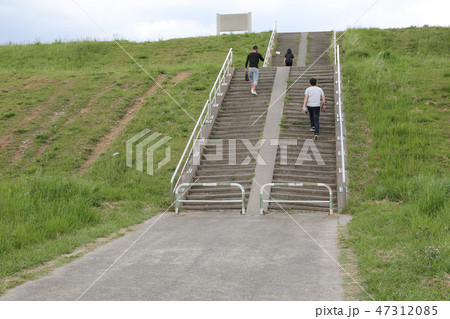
(245, 45, 264, 95)
(284, 48, 295, 66)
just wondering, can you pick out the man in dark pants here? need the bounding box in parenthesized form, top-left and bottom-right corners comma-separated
(302, 78, 326, 140)
(245, 45, 264, 95)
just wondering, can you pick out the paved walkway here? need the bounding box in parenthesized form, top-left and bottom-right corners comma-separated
(1, 212, 350, 300)
(297, 32, 308, 67)
(247, 67, 289, 215)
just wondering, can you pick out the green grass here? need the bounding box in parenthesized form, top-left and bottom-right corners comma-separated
(0, 32, 271, 289)
(280, 114, 287, 129)
(284, 93, 292, 102)
(340, 26, 449, 300)
(305, 34, 312, 65)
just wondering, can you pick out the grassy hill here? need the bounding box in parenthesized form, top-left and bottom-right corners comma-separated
(340, 26, 449, 300)
(0, 32, 271, 291)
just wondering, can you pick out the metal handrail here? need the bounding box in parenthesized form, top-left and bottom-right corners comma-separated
(260, 183, 334, 215)
(263, 21, 277, 67)
(336, 44, 347, 199)
(175, 183, 246, 214)
(207, 48, 233, 122)
(170, 49, 233, 200)
(333, 30, 337, 66)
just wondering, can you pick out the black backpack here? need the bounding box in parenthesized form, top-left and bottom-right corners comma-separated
(286, 54, 293, 65)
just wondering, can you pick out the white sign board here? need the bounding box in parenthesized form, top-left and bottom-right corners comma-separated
(217, 12, 252, 35)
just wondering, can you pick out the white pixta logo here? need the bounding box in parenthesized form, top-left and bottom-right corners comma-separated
(126, 129, 171, 175)
(193, 138, 325, 166)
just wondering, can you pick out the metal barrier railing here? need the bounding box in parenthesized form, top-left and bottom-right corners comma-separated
(175, 183, 246, 214)
(170, 48, 233, 200)
(260, 183, 334, 215)
(263, 21, 277, 67)
(336, 44, 347, 203)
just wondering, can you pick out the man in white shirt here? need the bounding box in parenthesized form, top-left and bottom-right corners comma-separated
(302, 78, 326, 140)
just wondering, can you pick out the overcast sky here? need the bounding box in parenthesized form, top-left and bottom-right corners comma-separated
(0, 0, 449, 44)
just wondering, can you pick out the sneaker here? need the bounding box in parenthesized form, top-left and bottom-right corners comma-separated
(252, 90, 257, 95)
(314, 134, 318, 140)
(310, 127, 315, 132)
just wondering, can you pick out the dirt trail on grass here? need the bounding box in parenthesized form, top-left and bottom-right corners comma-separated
(0, 83, 72, 157)
(23, 81, 40, 89)
(70, 84, 114, 122)
(35, 85, 115, 157)
(170, 71, 190, 84)
(78, 74, 166, 174)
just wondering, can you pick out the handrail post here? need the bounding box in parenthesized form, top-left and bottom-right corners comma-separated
(260, 184, 268, 215)
(175, 186, 180, 214)
(241, 187, 246, 215)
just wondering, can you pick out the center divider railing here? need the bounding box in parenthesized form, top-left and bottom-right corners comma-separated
(263, 21, 277, 67)
(260, 183, 334, 215)
(170, 48, 233, 200)
(175, 183, 246, 214)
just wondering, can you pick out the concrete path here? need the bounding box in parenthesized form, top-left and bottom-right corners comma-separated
(247, 67, 289, 215)
(297, 32, 309, 67)
(1, 212, 350, 301)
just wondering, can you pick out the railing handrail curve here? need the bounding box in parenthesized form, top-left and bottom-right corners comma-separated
(263, 21, 277, 67)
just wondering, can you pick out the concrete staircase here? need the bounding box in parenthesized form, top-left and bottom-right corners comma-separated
(272, 33, 301, 67)
(182, 68, 276, 211)
(268, 32, 337, 213)
(180, 31, 338, 214)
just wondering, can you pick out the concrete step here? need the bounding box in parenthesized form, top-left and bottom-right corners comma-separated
(272, 173, 335, 183)
(187, 187, 252, 195)
(269, 194, 337, 203)
(180, 204, 243, 212)
(267, 203, 336, 213)
(270, 165, 336, 172)
(270, 188, 337, 197)
(195, 167, 255, 175)
(187, 192, 247, 200)
(270, 189, 337, 198)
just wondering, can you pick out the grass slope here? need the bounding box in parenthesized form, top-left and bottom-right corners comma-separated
(340, 27, 449, 300)
(0, 32, 270, 290)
